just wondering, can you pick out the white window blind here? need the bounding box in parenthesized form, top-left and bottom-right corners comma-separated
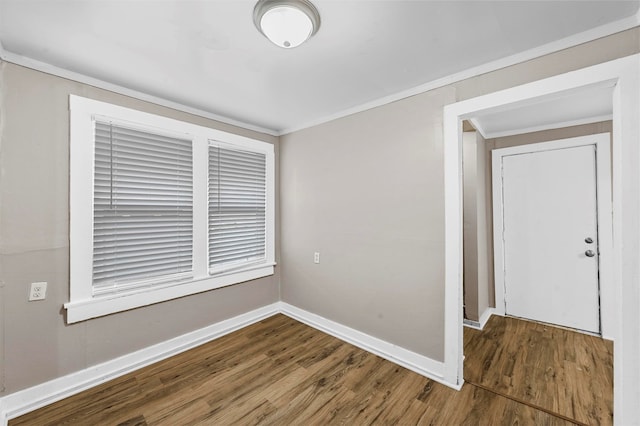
(208, 145, 266, 273)
(93, 121, 193, 295)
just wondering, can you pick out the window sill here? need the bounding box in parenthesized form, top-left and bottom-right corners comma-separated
(64, 263, 275, 324)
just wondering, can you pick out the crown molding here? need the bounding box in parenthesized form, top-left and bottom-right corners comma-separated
(0, 49, 279, 137)
(278, 13, 640, 136)
(0, 10, 638, 138)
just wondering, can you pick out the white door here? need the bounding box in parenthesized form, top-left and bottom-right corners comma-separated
(500, 143, 600, 333)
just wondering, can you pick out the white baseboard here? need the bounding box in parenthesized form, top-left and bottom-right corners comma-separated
(0, 303, 280, 425)
(463, 308, 497, 331)
(0, 301, 460, 425)
(463, 319, 481, 329)
(479, 307, 497, 329)
(277, 302, 455, 389)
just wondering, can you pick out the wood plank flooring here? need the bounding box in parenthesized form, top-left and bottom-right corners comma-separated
(464, 315, 613, 425)
(10, 314, 601, 425)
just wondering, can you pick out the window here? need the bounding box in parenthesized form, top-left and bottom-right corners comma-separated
(208, 145, 267, 273)
(93, 121, 194, 295)
(66, 96, 275, 323)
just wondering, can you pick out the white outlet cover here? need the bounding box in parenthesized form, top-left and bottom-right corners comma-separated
(29, 281, 47, 301)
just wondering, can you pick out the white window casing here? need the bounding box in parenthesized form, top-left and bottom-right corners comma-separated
(66, 95, 275, 323)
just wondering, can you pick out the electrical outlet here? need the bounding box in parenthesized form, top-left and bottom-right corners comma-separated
(29, 282, 47, 301)
(314, 252, 320, 264)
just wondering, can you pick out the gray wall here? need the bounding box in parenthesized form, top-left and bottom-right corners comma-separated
(281, 87, 455, 359)
(487, 122, 614, 151)
(463, 132, 479, 321)
(280, 27, 639, 363)
(0, 62, 280, 395)
(463, 131, 491, 322)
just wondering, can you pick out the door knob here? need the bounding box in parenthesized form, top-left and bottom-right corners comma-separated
(585, 250, 596, 257)
(585, 237, 593, 244)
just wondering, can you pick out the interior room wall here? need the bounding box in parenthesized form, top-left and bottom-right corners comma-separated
(487, 121, 613, 151)
(462, 131, 491, 322)
(476, 131, 492, 319)
(462, 132, 478, 321)
(280, 27, 638, 363)
(280, 87, 455, 359)
(0, 62, 281, 395)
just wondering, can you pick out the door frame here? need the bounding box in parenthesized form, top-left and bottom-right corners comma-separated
(491, 133, 613, 336)
(442, 54, 640, 424)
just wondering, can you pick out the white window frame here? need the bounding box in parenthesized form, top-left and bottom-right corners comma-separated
(66, 95, 275, 323)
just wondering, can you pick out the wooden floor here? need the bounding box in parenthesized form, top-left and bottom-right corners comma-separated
(464, 315, 613, 426)
(10, 314, 611, 425)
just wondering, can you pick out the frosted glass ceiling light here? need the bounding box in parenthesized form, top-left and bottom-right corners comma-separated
(254, 0, 321, 49)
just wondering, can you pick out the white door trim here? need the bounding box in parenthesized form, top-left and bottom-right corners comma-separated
(491, 134, 613, 337)
(443, 54, 640, 424)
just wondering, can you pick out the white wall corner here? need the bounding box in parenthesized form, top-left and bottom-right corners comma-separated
(0, 303, 280, 425)
(277, 302, 458, 390)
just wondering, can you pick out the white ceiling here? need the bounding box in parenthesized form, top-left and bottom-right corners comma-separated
(471, 83, 615, 139)
(0, 1, 638, 135)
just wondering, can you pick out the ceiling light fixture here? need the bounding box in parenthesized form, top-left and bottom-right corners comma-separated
(253, 0, 321, 49)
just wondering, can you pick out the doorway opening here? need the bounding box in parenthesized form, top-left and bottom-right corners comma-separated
(461, 126, 613, 336)
(442, 54, 640, 423)
(460, 128, 615, 423)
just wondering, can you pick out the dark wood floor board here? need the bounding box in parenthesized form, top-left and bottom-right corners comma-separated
(419, 384, 575, 426)
(262, 379, 356, 425)
(138, 318, 311, 401)
(331, 361, 426, 422)
(11, 313, 594, 425)
(294, 338, 348, 369)
(336, 367, 419, 425)
(189, 354, 273, 402)
(261, 365, 312, 406)
(264, 344, 365, 410)
(200, 395, 277, 426)
(345, 354, 401, 395)
(464, 315, 613, 425)
(11, 377, 144, 426)
(355, 369, 430, 424)
(117, 414, 148, 426)
(267, 337, 319, 367)
(203, 356, 303, 409)
(141, 395, 210, 425)
(131, 336, 255, 394)
(346, 379, 430, 425)
(201, 325, 355, 416)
